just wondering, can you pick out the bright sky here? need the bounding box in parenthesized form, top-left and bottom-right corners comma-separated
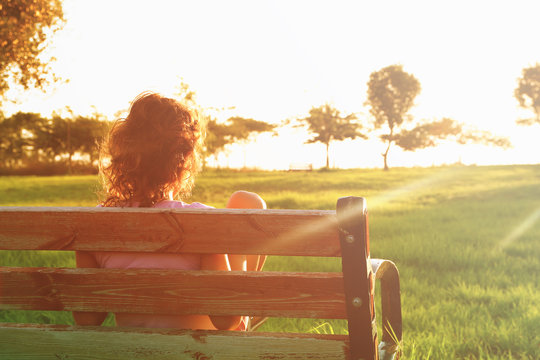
(4, 0, 540, 169)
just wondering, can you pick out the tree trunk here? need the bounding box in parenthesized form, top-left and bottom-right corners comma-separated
(243, 144, 247, 169)
(382, 128, 393, 171)
(382, 152, 389, 171)
(382, 139, 392, 171)
(67, 119, 72, 175)
(325, 142, 330, 169)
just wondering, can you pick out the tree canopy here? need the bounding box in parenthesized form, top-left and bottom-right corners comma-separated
(0, 0, 65, 103)
(0, 111, 108, 174)
(205, 118, 231, 162)
(366, 65, 510, 169)
(393, 117, 511, 152)
(175, 78, 198, 110)
(174, 79, 275, 165)
(205, 116, 275, 167)
(366, 64, 421, 131)
(515, 63, 540, 126)
(366, 64, 421, 169)
(226, 116, 275, 142)
(296, 104, 366, 168)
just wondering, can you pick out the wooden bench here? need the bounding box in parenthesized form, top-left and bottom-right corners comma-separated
(0, 196, 402, 360)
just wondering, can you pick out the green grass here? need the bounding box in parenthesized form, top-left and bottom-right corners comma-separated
(1, 165, 539, 359)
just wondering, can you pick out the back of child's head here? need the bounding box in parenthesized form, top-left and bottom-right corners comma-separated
(100, 92, 205, 207)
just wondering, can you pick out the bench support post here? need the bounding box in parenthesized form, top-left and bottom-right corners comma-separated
(372, 259, 402, 359)
(337, 197, 378, 360)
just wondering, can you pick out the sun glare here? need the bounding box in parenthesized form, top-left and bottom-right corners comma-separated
(368, 168, 464, 210)
(4, 0, 540, 169)
(497, 206, 540, 250)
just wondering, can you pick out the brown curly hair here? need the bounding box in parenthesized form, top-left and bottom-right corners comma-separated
(99, 92, 205, 207)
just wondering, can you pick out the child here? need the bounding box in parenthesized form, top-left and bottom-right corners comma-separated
(73, 92, 266, 330)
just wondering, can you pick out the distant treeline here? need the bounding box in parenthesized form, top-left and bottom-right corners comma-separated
(0, 112, 109, 175)
(0, 111, 277, 175)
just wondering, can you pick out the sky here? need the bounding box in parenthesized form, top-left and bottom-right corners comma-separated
(4, 0, 540, 169)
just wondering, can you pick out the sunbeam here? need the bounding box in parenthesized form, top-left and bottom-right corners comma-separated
(368, 167, 464, 210)
(263, 168, 466, 256)
(498, 205, 540, 250)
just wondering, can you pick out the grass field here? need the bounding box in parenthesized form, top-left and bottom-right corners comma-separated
(1, 165, 539, 359)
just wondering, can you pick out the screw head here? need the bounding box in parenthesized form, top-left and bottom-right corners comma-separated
(345, 234, 355, 243)
(352, 297, 362, 307)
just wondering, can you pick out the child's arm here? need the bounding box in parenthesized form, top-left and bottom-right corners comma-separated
(72, 251, 108, 326)
(200, 253, 243, 330)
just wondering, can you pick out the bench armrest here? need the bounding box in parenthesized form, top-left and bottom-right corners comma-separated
(371, 258, 402, 360)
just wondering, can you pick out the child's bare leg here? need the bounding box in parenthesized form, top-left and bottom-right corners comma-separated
(226, 191, 267, 271)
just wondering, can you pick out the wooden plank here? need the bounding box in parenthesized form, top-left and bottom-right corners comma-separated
(0, 267, 347, 318)
(0, 323, 350, 360)
(0, 207, 340, 256)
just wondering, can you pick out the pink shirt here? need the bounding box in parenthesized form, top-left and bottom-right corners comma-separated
(94, 200, 211, 271)
(93, 200, 248, 330)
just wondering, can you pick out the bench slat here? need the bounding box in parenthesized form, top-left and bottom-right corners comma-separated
(0, 267, 347, 318)
(0, 207, 340, 256)
(0, 323, 350, 360)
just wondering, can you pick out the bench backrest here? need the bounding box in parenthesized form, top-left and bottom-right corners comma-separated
(0, 197, 390, 360)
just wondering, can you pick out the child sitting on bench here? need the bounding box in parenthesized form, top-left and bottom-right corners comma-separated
(73, 92, 266, 330)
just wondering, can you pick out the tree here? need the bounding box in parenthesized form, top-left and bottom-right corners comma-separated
(393, 117, 511, 152)
(227, 116, 276, 168)
(204, 118, 232, 164)
(366, 64, 421, 170)
(204, 116, 275, 167)
(296, 104, 366, 168)
(226, 117, 275, 142)
(175, 78, 198, 109)
(72, 116, 109, 164)
(0, 111, 109, 173)
(0, 0, 65, 102)
(24, 112, 56, 162)
(515, 63, 540, 126)
(367, 65, 511, 169)
(173, 79, 275, 167)
(0, 112, 42, 167)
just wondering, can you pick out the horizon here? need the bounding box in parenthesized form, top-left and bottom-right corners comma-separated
(2, 0, 540, 170)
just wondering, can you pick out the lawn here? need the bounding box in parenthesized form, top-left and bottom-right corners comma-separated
(1, 165, 539, 359)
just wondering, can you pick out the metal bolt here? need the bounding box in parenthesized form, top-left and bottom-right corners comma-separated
(352, 297, 362, 307)
(345, 234, 355, 243)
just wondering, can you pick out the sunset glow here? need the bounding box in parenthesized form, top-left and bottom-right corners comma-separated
(4, 0, 540, 169)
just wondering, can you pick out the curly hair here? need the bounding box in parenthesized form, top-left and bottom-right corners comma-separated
(99, 92, 205, 207)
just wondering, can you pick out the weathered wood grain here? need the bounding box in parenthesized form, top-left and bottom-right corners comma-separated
(0, 207, 340, 256)
(0, 198, 397, 360)
(338, 197, 378, 359)
(0, 267, 347, 318)
(0, 323, 350, 360)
